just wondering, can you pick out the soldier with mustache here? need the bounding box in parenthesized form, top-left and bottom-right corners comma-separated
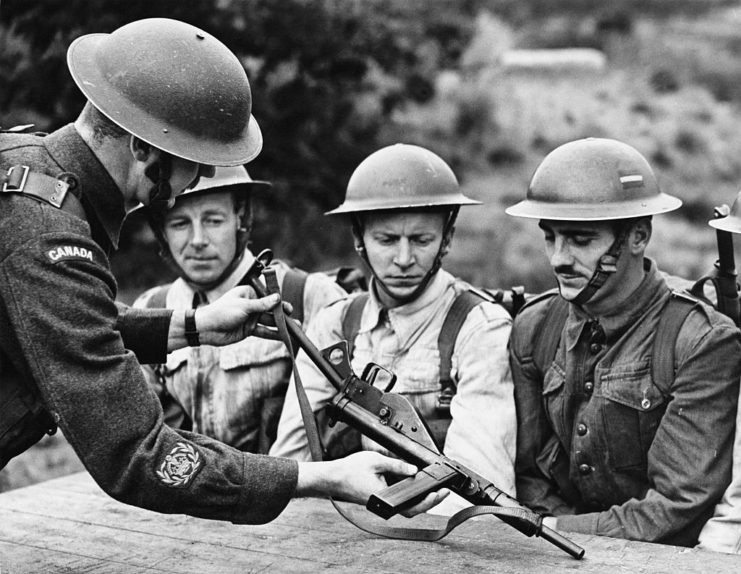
(507, 138, 741, 545)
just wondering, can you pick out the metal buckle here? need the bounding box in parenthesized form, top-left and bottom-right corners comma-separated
(2, 165, 30, 192)
(435, 388, 454, 413)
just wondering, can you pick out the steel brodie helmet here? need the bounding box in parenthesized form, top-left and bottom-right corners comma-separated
(506, 138, 682, 221)
(326, 143, 480, 215)
(178, 165, 271, 201)
(67, 18, 262, 166)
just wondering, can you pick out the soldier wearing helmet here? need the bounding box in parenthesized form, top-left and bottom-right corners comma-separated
(0, 19, 438, 526)
(271, 143, 518, 512)
(133, 165, 345, 454)
(507, 138, 741, 545)
(697, 190, 741, 554)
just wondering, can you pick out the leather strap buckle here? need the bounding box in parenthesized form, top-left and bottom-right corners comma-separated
(2, 165, 30, 192)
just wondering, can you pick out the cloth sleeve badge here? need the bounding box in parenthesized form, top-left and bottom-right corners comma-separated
(156, 442, 203, 487)
(45, 243, 96, 264)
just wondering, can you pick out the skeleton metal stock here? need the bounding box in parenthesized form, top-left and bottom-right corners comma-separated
(245, 249, 585, 559)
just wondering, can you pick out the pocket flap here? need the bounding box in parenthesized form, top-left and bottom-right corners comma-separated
(219, 338, 289, 371)
(601, 363, 666, 412)
(542, 363, 566, 396)
(165, 348, 189, 372)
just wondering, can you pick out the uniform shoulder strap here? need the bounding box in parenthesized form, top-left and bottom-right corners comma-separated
(281, 268, 309, 325)
(651, 291, 697, 397)
(341, 293, 369, 359)
(437, 290, 490, 392)
(0, 164, 85, 220)
(532, 294, 570, 376)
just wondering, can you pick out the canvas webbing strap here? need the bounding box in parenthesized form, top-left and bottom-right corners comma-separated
(531, 291, 695, 396)
(532, 295, 570, 376)
(341, 293, 368, 360)
(650, 292, 696, 397)
(437, 290, 487, 403)
(280, 268, 308, 325)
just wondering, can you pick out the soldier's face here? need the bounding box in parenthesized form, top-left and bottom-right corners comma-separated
(361, 211, 446, 308)
(163, 191, 241, 287)
(539, 219, 620, 303)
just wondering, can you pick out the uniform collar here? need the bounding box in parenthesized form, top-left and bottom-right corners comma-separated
(565, 258, 668, 349)
(44, 124, 126, 250)
(361, 270, 453, 341)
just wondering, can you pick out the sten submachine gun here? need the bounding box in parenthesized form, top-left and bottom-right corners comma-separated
(245, 250, 585, 560)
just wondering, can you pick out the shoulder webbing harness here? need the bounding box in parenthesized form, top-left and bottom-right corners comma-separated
(0, 165, 86, 468)
(530, 291, 698, 396)
(338, 288, 493, 449)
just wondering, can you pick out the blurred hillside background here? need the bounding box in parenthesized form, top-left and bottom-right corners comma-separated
(3, 0, 741, 488)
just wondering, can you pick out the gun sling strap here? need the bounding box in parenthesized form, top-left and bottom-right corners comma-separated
(266, 270, 545, 542)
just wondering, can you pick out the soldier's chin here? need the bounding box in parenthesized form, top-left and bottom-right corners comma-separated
(386, 284, 417, 301)
(557, 284, 581, 301)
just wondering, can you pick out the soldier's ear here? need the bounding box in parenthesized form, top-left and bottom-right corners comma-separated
(130, 136, 155, 163)
(629, 218, 652, 254)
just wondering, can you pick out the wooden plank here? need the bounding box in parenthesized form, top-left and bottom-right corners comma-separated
(1, 472, 740, 574)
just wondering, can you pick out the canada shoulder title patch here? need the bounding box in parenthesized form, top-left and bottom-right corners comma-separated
(156, 442, 203, 488)
(45, 244, 95, 264)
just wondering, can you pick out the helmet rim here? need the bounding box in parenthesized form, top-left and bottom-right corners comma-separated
(505, 193, 682, 221)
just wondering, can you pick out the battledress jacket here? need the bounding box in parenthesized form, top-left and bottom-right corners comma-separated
(0, 124, 297, 523)
(510, 259, 741, 546)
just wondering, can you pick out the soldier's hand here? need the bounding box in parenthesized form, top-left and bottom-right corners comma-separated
(168, 286, 285, 350)
(295, 452, 449, 515)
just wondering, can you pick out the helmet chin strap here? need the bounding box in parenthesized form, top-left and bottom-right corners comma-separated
(145, 154, 174, 210)
(354, 209, 458, 307)
(570, 225, 629, 306)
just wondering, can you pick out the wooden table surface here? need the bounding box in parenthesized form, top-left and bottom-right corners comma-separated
(0, 471, 739, 573)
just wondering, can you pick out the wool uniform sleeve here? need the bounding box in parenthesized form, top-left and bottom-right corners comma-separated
(0, 226, 297, 524)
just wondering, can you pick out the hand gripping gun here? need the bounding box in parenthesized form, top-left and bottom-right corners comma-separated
(246, 250, 584, 560)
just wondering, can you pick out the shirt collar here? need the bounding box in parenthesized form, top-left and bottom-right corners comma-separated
(564, 258, 668, 349)
(44, 124, 125, 250)
(361, 270, 454, 341)
(174, 248, 255, 306)
(203, 248, 255, 301)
